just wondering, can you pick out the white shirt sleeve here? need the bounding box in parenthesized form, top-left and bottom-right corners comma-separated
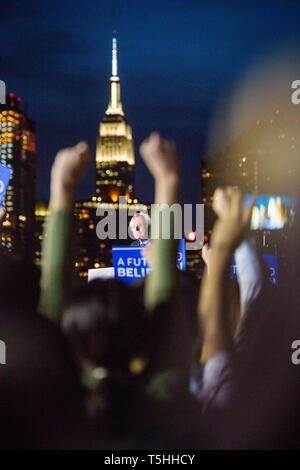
(201, 351, 233, 410)
(234, 237, 264, 314)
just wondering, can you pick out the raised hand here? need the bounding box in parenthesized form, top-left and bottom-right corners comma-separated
(211, 187, 256, 251)
(139, 132, 180, 205)
(50, 141, 91, 210)
(212, 187, 234, 219)
(139, 132, 179, 183)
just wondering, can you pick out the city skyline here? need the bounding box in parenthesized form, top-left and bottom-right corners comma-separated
(1, 0, 300, 205)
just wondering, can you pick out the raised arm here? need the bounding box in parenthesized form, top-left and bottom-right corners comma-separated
(198, 187, 255, 363)
(202, 236, 264, 318)
(235, 236, 265, 315)
(139, 132, 180, 311)
(39, 142, 90, 322)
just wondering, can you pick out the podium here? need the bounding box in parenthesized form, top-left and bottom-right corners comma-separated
(88, 267, 115, 282)
(88, 241, 186, 285)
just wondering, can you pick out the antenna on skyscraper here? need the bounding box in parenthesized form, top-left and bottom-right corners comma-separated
(111, 30, 118, 79)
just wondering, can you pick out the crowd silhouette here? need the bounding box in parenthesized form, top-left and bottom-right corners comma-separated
(0, 132, 299, 449)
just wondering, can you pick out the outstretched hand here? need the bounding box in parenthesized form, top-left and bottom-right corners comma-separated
(50, 142, 91, 210)
(211, 187, 256, 251)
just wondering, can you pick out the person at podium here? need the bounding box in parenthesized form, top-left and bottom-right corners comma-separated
(129, 213, 151, 247)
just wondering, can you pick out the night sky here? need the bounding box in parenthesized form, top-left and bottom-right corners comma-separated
(1, 0, 300, 204)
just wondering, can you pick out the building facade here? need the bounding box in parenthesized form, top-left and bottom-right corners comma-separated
(0, 94, 36, 259)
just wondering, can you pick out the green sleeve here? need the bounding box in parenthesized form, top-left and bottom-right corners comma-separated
(144, 208, 178, 311)
(38, 209, 72, 323)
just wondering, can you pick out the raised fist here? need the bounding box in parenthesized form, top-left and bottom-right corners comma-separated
(51, 141, 90, 194)
(139, 132, 179, 182)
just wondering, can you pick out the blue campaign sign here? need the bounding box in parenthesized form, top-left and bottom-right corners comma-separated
(0, 163, 12, 207)
(112, 239, 186, 285)
(263, 254, 278, 286)
(112, 246, 150, 285)
(231, 254, 278, 286)
(177, 238, 186, 271)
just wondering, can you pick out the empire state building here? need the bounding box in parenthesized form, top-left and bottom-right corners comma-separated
(96, 32, 135, 203)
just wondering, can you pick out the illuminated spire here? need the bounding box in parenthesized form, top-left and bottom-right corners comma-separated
(112, 30, 118, 77)
(106, 30, 124, 115)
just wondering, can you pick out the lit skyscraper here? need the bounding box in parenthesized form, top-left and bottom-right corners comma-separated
(33, 34, 145, 278)
(0, 94, 36, 259)
(96, 31, 135, 203)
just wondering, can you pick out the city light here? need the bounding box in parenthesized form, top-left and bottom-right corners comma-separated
(187, 232, 196, 242)
(0, 95, 36, 257)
